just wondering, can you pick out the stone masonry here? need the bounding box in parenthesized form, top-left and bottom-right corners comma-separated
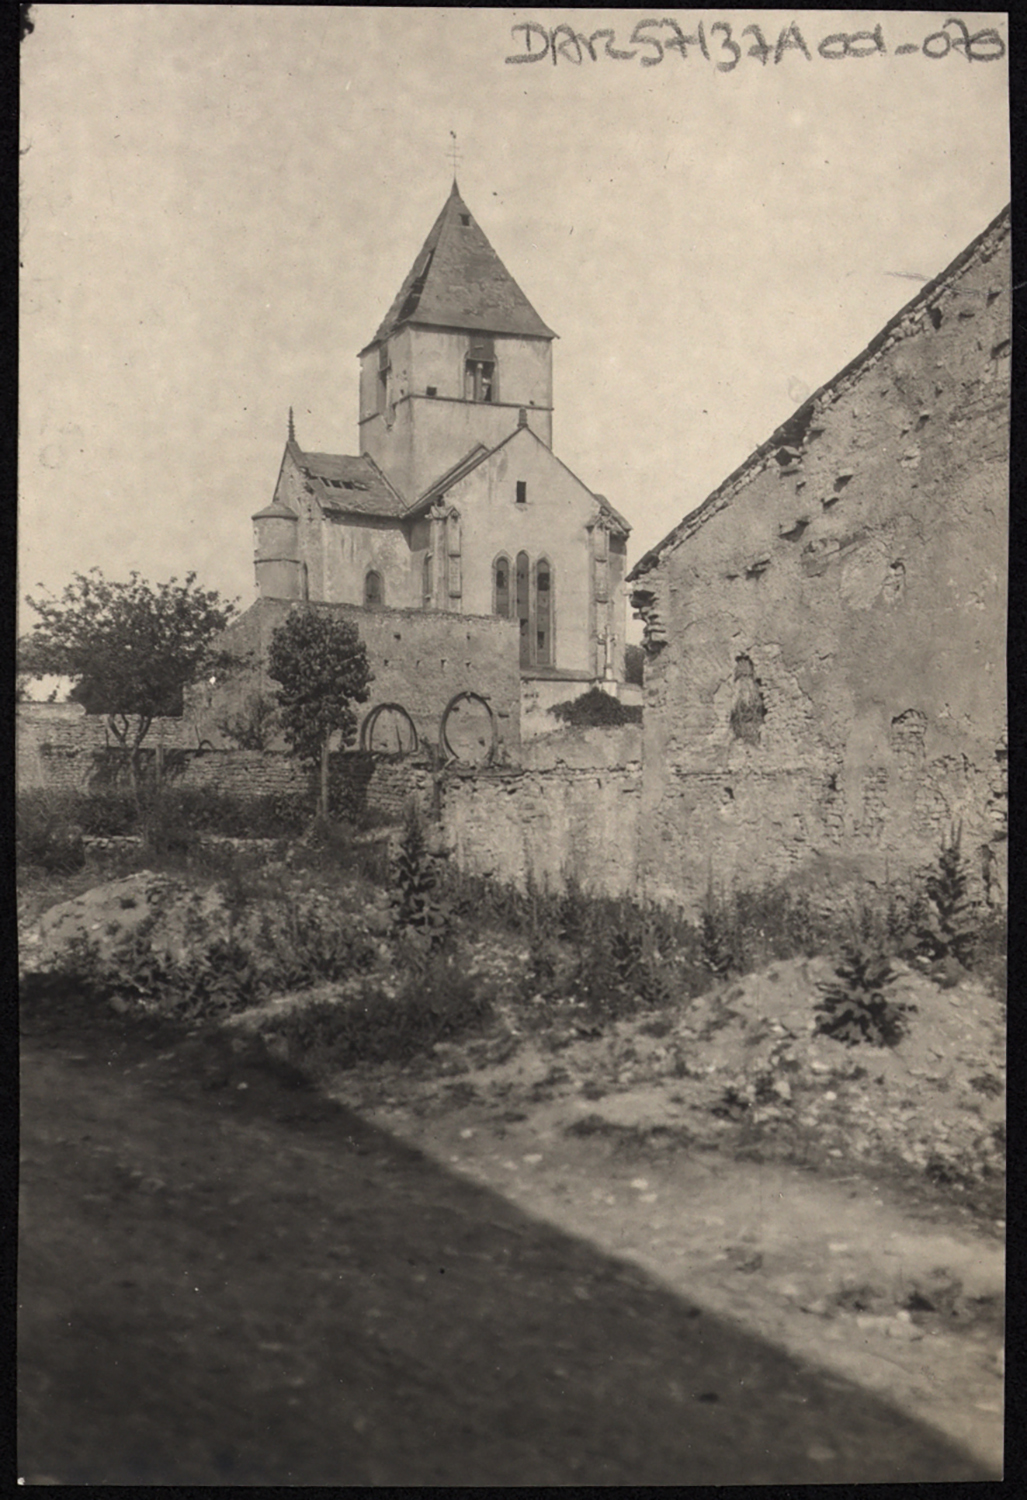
(629, 207, 1009, 912)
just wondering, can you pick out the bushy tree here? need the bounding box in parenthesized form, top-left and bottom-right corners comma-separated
(20, 569, 236, 797)
(266, 609, 373, 818)
(548, 685, 641, 727)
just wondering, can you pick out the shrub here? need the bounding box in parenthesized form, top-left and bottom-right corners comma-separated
(548, 686, 641, 728)
(45, 892, 382, 1024)
(290, 814, 390, 883)
(74, 789, 139, 836)
(138, 796, 205, 858)
(16, 792, 86, 874)
(215, 692, 280, 750)
(814, 937, 916, 1047)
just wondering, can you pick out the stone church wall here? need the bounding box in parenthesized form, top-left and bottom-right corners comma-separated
(188, 597, 522, 762)
(633, 214, 1009, 913)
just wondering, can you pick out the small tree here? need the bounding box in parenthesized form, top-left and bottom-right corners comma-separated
(266, 609, 373, 819)
(917, 822, 980, 970)
(20, 569, 237, 799)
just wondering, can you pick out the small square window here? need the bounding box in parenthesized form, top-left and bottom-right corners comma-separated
(460, 214, 470, 226)
(426, 385, 437, 397)
(516, 481, 527, 504)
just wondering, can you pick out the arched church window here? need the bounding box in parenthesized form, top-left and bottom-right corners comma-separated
(535, 558, 553, 667)
(493, 555, 511, 618)
(516, 551, 530, 668)
(364, 570, 384, 608)
(422, 552, 433, 609)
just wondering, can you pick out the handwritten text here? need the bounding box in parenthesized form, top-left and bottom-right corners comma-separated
(505, 17, 1006, 69)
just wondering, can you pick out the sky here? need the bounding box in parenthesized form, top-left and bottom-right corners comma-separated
(19, 7, 1009, 651)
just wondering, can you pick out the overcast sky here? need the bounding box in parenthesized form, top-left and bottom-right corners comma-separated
(20, 7, 1008, 643)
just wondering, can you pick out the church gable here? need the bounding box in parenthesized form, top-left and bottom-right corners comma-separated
(416, 426, 628, 677)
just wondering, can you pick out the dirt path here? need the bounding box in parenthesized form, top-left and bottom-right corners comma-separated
(18, 1001, 997, 1485)
(349, 1083, 1003, 1472)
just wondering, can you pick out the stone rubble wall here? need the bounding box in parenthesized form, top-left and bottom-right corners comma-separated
(632, 213, 1009, 913)
(438, 763, 642, 897)
(16, 704, 203, 793)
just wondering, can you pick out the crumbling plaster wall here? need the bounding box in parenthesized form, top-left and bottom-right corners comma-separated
(188, 597, 522, 760)
(440, 763, 641, 896)
(635, 218, 1008, 911)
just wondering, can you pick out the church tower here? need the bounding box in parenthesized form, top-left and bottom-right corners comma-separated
(357, 182, 557, 502)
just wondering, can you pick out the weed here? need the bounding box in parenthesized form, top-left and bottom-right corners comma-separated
(390, 807, 452, 949)
(700, 881, 735, 978)
(292, 816, 391, 884)
(814, 937, 916, 1047)
(37, 889, 382, 1026)
(259, 953, 493, 1074)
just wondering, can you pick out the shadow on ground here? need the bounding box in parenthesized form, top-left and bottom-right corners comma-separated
(18, 994, 997, 1485)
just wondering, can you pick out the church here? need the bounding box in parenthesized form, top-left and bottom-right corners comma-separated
(252, 182, 631, 691)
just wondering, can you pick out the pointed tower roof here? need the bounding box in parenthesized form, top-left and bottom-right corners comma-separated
(363, 181, 556, 351)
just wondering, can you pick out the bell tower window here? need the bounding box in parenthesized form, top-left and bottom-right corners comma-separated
(465, 359, 494, 403)
(464, 335, 496, 403)
(377, 344, 391, 415)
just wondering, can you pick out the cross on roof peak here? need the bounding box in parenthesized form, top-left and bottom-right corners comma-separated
(448, 130, 462, 181)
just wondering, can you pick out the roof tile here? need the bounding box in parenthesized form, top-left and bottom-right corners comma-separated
(298, 450, 408, 518)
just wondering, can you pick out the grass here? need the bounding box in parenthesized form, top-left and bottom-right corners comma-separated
(258, 954, 495, 1077)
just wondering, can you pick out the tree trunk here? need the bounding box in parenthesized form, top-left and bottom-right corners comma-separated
(320, 734, 330, 820)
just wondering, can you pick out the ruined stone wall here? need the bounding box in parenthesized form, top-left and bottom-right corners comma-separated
(16, 710, 436, 826)
(439, 763, 641, 896)
(16, 704, 203, 793)
(187, 597, 522, 762)
(163, 750, 434, 821)
(634, 214, 1009, 912)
